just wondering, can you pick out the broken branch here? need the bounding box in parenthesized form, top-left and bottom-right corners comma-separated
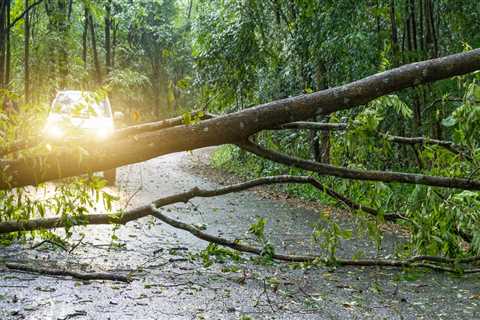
(150, 209, 480, 274)
(0, 175, 390, 234)
(5, 262, 130, 282)
(239, 140, 480, 190)
(272, 121, 468, 158)
(277, 122, 348, 131)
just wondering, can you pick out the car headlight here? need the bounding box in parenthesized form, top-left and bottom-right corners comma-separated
(45, 125, 63, 139)
(96, 127, 113, 140)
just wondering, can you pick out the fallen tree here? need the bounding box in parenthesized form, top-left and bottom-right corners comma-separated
(1, 49, 479, 189)
(1, 50, 480, 277)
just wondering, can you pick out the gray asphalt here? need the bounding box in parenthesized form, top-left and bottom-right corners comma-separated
(0, 149, 479, 319)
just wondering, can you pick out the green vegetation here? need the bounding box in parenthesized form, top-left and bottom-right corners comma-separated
(203, 0, 480, 258)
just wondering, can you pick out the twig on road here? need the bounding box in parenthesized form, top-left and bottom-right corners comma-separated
(5, 262, 131, 282)
(68, 235, 85, 254)
(31, 239, 67, 251)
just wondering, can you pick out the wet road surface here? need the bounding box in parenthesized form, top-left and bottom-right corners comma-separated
(1, 149, 479, 319)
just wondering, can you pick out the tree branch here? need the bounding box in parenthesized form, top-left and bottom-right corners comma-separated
(5, 262, 130, 282)
(150, 208, 480, 274)
(0, 175, 392, 234)
(7, 0, 43, 30)
(272, 121, 468, 158)
(378, 133, 470, 159)
(0, 112, 212, 157)
(0, 176, 477, 273)
(238, 140, 480, 190)
(277, 122, 348, 131)
(112, 111, 212, 140)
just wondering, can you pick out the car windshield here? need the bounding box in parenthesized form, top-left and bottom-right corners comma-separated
(52, 91, 111, 118)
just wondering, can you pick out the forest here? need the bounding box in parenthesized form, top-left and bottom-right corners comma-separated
(0, 0, 480, 318)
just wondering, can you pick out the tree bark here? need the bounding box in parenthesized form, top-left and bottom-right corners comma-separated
(0, 0, 6, 88)
(82, 6, 87, 68)
(89, 13, 102, 84)
(277, 122, 348, 131)
(5, 0, 10, 87)
(57, 0, 68, 88)
(112, 21, 117, 69)
(0, 50, 479, 189)
(24, 0, 30, 102)
(389, 0, 399, 65)
(104, 0, 112, 73)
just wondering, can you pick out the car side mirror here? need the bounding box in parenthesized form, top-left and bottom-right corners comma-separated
(114, 111, 124, 121)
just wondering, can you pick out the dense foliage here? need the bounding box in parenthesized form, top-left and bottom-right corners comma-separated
(195, 0, 480, 258)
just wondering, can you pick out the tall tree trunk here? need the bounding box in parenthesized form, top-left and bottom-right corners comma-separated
(389, 0, 399, 66)
(89, 14, 102, 85)
(425, 0, 438, 58)
(0, 0, 6, 89)
(24, 0, 31, 102)
(152, 57, 161, 118)
(57, 0, 68, 88)
(82, 6, 87, 67)
(5, 0, 10, 87)
(67, 0, 73, 20)
(418, 0, 425, 54)
(44, 0, 56, 92)
(187, 0, 193, 19)
(112, 21, 117, 69)
(409, 0, 418, 53)
(104, 0, 112, 73)
(424, 0, 441, 139)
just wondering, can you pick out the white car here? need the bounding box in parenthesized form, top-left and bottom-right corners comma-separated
(44, 90, 118, 185)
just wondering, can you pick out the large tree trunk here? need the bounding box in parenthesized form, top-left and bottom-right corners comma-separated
(150, 50, 162, 118)
(5, 0, 10, 87)
(1, 49, 479, 189)
(24, 0, 30, 102)
(88, 14, 102, 84)
(389, 0, 400, 66)
(112, 21, 117, 69)
(104, 0, 112, 73)
(57, 0, 68, 88)
(0, 0, 6, 89)
(82, 6, 87, 67)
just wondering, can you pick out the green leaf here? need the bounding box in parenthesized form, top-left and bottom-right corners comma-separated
(441, 116, 457, 127)
(248, 217, 267, 241)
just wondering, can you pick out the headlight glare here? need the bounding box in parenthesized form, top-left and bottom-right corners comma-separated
(96, 127, 112, 139)
(45, 125, 63, 139)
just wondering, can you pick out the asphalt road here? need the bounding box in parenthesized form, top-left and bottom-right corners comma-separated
(0, 149, 479, 319)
